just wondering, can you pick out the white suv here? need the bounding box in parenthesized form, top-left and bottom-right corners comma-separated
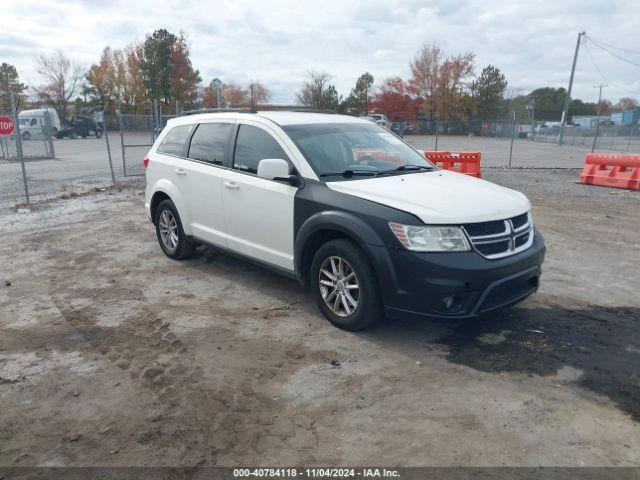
(145, 110, 545, 330)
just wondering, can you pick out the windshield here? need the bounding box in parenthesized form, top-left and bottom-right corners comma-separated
(18, 118, 29, 125)
(282, 122, 435, 180)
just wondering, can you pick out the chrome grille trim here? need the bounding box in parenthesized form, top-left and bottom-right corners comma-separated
(463, 212, 534, 260)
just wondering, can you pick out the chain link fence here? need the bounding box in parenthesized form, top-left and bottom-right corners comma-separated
(530, 122, 640, 153)
(1, 101, 639, 213)
(116, 113, 176, 177)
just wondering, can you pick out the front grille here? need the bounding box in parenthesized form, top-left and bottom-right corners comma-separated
(463, 212, 534, 259)
(463, 220, 507, 237)
(476, 240, 510, 256)
(481, 275, 539, 312)
(511, 212, 529, 230)
(514, 231, 530, 248)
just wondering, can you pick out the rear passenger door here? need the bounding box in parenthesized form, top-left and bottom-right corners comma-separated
(179, 121, 234, 247)
(222, 123, 297, 271)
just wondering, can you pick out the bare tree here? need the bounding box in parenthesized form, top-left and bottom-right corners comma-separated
(295, 71, 340, 110)
(35, 51, 83, 120)
(249, 81, 270, 107)
(410, 43, 442, 118)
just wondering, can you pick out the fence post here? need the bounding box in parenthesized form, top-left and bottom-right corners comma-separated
(591, 121, 601, 153)
(609, 127, 616, 150)
(10, 91, 30, 208)
(508, 110, 516, 168)
(118, 112, 127, 177)
(152, 99, 160, 142)
(434, 118, 439, 150)
(43, 110, 56, 158)
(103, 110, 116, 184)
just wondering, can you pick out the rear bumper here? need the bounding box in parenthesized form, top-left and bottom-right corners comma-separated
(370, 230, 546, 320)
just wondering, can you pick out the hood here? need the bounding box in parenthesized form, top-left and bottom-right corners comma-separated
(326, 170, 530, 224)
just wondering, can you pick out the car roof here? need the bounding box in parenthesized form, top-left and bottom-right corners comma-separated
(166, 110, 372, 127)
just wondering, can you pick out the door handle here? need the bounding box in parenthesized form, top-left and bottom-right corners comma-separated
(224, 181, 240, 190)
(174, 168, 186, 176)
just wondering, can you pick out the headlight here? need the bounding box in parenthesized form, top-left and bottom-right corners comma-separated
(389, 222, 471, 252)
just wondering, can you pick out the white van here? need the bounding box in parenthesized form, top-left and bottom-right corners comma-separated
(18, 108, 61, 140)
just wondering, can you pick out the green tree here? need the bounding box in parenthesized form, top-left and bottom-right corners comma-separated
(295, 71, 341, 110)
(0, 62, 27, 110)
(471, 65, 507, 118)
(527, 87, 566, 120)
(341, 72, 374, 115)
(139, 29, 176, 104)
(0, 62, 27, 95)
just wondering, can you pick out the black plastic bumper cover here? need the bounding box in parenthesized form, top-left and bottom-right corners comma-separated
(370, 230, 546, 320)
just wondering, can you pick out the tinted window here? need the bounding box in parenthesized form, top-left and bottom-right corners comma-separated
(188, 123, 232, 165)
(157, 125, 193, 156)
(233, 125, 290, 174)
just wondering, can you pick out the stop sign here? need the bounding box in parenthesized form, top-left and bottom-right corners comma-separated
(0, 116, 14, 135)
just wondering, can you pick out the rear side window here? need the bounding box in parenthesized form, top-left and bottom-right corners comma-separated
(188, 123, 232, 165)
(233, 125, 290, 174)
(157, 125, 193, 156)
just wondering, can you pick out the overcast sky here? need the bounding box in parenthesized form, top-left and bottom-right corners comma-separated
(2, 0, 639, 104)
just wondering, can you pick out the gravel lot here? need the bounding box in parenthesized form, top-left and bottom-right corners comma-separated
(0, 169, 639, 467)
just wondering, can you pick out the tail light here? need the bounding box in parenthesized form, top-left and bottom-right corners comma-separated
(143, 156, 150, 168)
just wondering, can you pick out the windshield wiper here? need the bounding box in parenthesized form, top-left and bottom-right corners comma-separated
(385, 165, 434, 173)
(319, 169, 379, 178)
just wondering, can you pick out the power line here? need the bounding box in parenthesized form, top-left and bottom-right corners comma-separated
(583, 42, 640, 95)
(585, 36, 640, 56)
(586, 36, 640, 69)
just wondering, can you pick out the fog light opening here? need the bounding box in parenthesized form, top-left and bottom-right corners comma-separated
(442, 295, 463, 313)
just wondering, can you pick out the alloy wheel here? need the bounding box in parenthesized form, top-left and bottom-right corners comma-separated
(158, 209, 179, 252)
(318, 256, 360, 317)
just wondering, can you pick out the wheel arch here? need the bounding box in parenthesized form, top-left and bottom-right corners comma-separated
(148, 180, 192, 235)
(294, 211, 386, 287)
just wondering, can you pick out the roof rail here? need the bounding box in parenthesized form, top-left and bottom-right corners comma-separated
(257, 105, 336, 114)
(180, 108, 257, 115)
(179, 106, 337, 116)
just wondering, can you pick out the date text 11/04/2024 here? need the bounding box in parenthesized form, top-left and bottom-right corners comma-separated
(233, 468, 401, 478)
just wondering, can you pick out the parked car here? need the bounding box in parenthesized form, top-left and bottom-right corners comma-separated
(145, 111, 545, 330)
(390, 121, 417, 137)
(362, 113, 390, 127)
(17, 108, 61, 140)
(56, 115, 103, 139)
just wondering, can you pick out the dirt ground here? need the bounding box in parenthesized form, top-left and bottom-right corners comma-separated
(0, 169, 639, 467)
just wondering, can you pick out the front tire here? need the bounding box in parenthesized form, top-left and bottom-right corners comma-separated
(310, 239, 383, 331)
(154, 199, 195, 260)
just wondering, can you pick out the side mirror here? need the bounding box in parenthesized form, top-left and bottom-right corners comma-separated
(257, 158, 300, 186)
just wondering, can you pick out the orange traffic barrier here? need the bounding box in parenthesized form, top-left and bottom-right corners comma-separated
(424, 151, 482, 178)
(579, 153, 640, 190)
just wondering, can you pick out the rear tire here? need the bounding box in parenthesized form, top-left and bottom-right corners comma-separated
(154, 199, 195, 260)
(310, 239, 383, 331)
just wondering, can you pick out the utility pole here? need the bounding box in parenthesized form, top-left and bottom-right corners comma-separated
(559, 31, 586, 146)
(210, 78, 222, 109)
(591, 84, 608, 152)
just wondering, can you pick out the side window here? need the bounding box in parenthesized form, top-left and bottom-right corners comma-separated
(188, 123, 232, 165)
(157, 125, 193, 156)
(233, 125, 291, 174)
(30, 118, 37, 126)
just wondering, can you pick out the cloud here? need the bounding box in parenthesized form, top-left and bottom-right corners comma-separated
(1, 0, 639, 102)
